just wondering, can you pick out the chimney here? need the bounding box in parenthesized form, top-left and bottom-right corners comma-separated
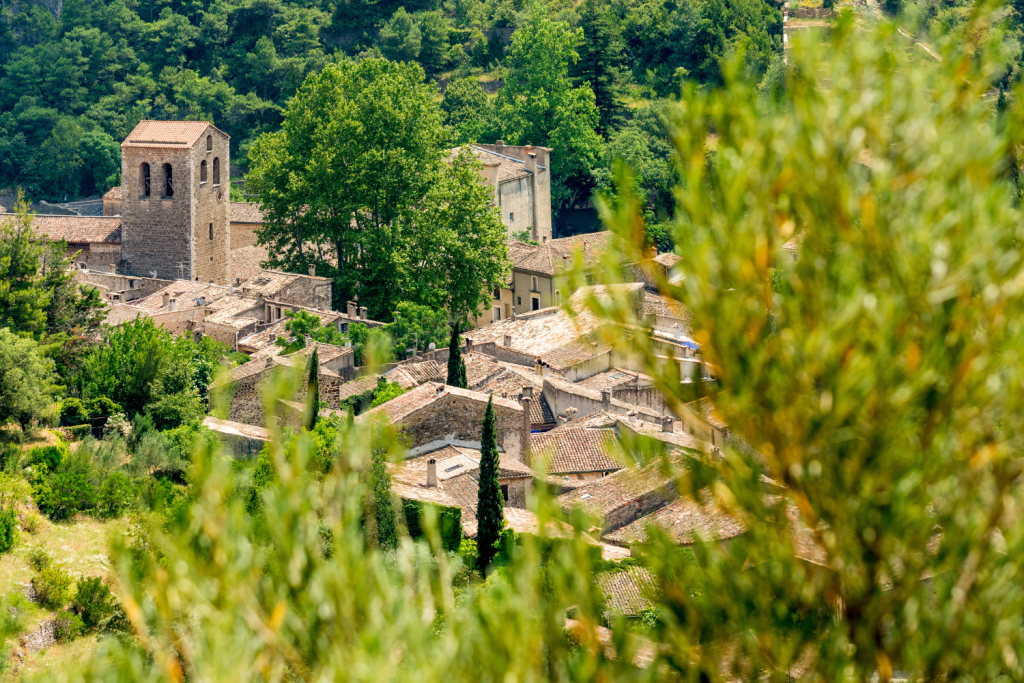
(266, 357, 274, 368)
(503, 334, 512, 347)
(108, 264, 116, 273)
(347, 301, 357, 318)
(566, 407, 577, 422)
(674, 324, 682, 341)
(495, 140, 505, 154)
(466, 337, 473, 353)
(169, 298, 177, 312)
(628, 411, 637, 424)
(235, 277, 242, 286)
(359, 306, 368, 320)
(520, 394, 532, 464)
(162, 292, 169, 307)
(308, 264, 316, 277)
(427, 459, 437, 487)
(601, 388, 612, 409)
(304, 335, 312, 348)
(522, 385, 533, 400)
(525, 152, 537, 174)
(662, 416, 675, 433)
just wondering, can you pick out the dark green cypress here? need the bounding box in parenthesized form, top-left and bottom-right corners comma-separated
(447, 323, 466, 388)
(371, 451, 398, 550)
(305, 347, 320, 431)
(476, 395, 504, 569)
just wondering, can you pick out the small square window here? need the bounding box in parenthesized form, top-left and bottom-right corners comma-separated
(517, 297, 521, 306)
(509, 212, 514, 222)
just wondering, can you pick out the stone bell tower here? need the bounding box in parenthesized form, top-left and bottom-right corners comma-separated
(120, 120, 231, 284)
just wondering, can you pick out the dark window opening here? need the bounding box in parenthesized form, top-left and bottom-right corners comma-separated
(493, 288, 500, 300)
(501, 485, 509, 501)
(212, 157, 220, 185)
(200, 160, 207, 182)
(517, 297, 521, 306)
(209, 223, 213, 240)
(163, 163, 173, 197)
(140, 163, 151, 197)
(532, 297, 540, 311)
(206, 135, 213, 151)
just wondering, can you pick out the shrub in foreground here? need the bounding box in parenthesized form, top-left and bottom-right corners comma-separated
(0, 509, 17, 553)
(54, 612, 85, 642)
(72, 577, 115, 630)
(97, 472, 133, 519)
(45, 472, 96, 521)
(34, 564, 74, 609)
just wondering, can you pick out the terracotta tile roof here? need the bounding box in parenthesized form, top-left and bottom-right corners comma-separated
(542, 336, 612, 370)
(103, 186, 122, 201)
(203, 294, 261, 327)
(564, 619, 658, 668)
(531, 427, 625, 475)
(230, 202, 264, 223)
(464, 352, 505, 389)
(463, 146, 533, 183)
(556, 453, 684, 521)
(388, 360, 445, 389)
(293, 341, 352, 365)
(642, 292, 690, 323)
(613, 417, 708, 454)
(131, 281, 230, 313)
(576, 369, 652, 392)
(480, 367, 555, 426)
(211, 356, 276, 388)
(602, 492, 746, 547)
(653, 253, 681, 267)
(360, 382, 523, 426)
(541, 375, 666, 424)
(123, 120, 221, 148)
(463, 307, 604, 367)
(238, 271, 303, 298)
(201, 416, 270, 442)
(686, 398, 729, 432)
(230, 245, 270, 283)
(30, 215, 122, 244)
(597, 567, 656, 616)
(508, 232, 622, 276)
(338, 374, 382, 401)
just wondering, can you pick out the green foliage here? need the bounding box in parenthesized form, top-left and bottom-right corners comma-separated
(0, 328, 60, 433)
(384, 302, 449, 358)
(26, 546, 52, 572)
(0, 201, 107, 338)
(60, 398, 89, 426)
(248, 60, 508, 323)
(0, 473, 31, 509)
(513, 230, 539, 245)
(82, 317, 226, 419)
(85, 396, 121, 419)
(71, 577, 116, 631)
(446, 324, 466, 388)
(403, 499, 464, 552)
(369, 381, 405, 408)
(97, 471, 133, 519)
(493, 8, 604, 210)
(457, 537, 477, 571)
(45, 472, 96, 521)
(33, 564, 74, 609)
(369, 452, 398, 550)
(305, 348, 320, 431)
(0, 508, 18, 554)
(442, 78, 491, 144)
(54, 612, 85, 642)
(380, 7, 422, 62)
(27, 444, 64, 472)
(475, 395, 503, 569)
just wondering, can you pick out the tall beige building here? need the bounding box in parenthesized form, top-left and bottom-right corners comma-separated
(120, 121, 231, 283)
(464, 141, 553, 244)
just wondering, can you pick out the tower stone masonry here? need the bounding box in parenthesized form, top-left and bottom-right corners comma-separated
(119, 121, 231, 284)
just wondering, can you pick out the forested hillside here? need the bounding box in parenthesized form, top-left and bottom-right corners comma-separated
(0, 0, 782, 215)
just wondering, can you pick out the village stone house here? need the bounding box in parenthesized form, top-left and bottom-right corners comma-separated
(463, 142, 553, 244)
(358, 382, 530, 460)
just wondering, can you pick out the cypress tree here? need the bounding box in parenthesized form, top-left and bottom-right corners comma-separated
(476, 395, 504, 569)
(371, 451, 398, 550)
(447, 323, 467, 388)
(305, 347, 319, 431)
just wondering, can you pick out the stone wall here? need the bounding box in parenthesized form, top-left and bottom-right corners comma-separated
(120, 125, 231, 284)
(272, 275, 334, 310)
(497, 177, 535, 238)
(230, 222, 259, 249)
(501, 476, 529, 508)
(473, 340, 536, 368)
(66, 243, 121, 272)
(788, 7, 833, 18)
(611, 386, 668, 416)
(190, 129, 231, 284)
(75, 270, 172, 303)
(401, 392, 525, 460)
(602, 484, 677, 533)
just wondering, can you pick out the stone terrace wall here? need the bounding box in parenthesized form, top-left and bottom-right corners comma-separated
(788, 7, 834, 18)
(602, 484, 678, 533)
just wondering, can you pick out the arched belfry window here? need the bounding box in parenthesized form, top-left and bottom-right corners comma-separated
(200, 160, 207, 182)
(206, 135, 213, 151)
(163, 163, 173, 198)
(212, 157, 220, 186)
(140, 163, 151, 197)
